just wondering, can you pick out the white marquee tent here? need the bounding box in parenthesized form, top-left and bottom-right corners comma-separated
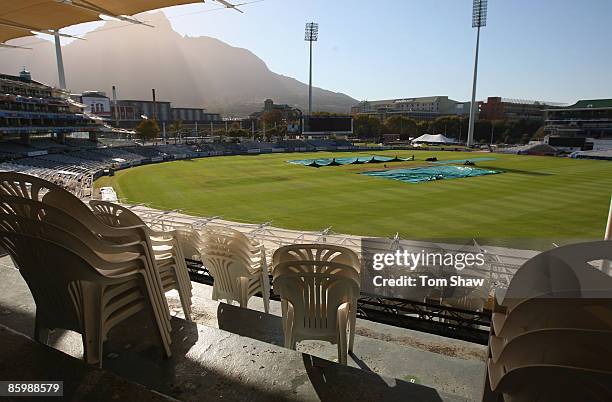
(411, 134, 458, 145)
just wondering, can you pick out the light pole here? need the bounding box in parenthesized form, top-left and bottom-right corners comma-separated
(305, 22, 319, 117)
(467, 0, 488, 147)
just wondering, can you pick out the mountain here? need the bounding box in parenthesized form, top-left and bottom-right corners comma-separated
(0, 12, 357, 116)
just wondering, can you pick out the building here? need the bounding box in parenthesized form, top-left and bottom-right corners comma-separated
(250, 99, 302, 122)
(543, 99, 612, 140)
(0, 70, 100, 144)
(113, 99, 172, 128)
(243, 99, 302, 134)
(478, 97, 562, 121)
(0, 69, 52, 98)
(350, 96, 470, 121)
(110, 100, 223, 129)
(170, 107, 221, 125)
(78, 91, 112, 119)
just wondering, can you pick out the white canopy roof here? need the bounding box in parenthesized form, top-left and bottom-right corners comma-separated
(411, 134, 457, 144)
(0, 1, 201, 44)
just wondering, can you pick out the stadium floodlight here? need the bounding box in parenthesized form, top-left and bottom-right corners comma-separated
(472, 0, 488, 28)
(305, 22, 319, 116)
(467, 0, 488, 147)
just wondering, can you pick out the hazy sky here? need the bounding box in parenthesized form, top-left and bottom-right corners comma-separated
(42, 0, 612, 103)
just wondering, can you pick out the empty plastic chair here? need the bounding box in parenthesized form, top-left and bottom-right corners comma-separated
(272, 259, 360, 364)
(89, 200, 192, 320)
(203, 226, 269, 268)
(492, 245, 612, 340)
(499, 242, 612, 313)
(272, 243, 360, 270)
(484, 363, 612, 402)
(489, 328, 612, 367)
(201, 231, 270, 312)
(173, 225, 202, 261)
(0, 211, 171, 366)
(0, 172, 173, 340)
(273, 244, 361, 352)
(481, 240, 612, 402)
(492, 297, 612, 341)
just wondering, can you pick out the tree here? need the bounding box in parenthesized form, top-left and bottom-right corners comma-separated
(264, 127, 280, 142)
(532, 125, 547, 140)
(135, 119, 160, 145)
(227, 122, 249, 139)
(428, 116, 463, 141)
(416, 120, 429, 136)
(384, 116, 418, 140)
(354, 115, 382, 140)
(169, 120, 183, 144)
(261, 110, 283, 127)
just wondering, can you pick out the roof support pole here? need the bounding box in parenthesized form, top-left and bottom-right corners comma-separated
(54, 31, 67, 89)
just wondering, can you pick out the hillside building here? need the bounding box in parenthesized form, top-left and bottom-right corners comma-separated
(350, 96, 470, 121)
(478, 97, 562, 121)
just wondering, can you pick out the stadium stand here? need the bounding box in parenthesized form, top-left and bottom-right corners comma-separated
(1, 87, 364, 201)
(496, 142, 559, 156)
(0, 141, 35, 159)
(128, 146, 165, 159)
(67, 137, 106, 149)
(240, 141, 276, 152)
(30, 138, 68, 151)
(0, 134, 365, 198)
(277, 139, 312, 151)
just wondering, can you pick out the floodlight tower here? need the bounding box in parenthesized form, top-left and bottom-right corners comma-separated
(305, 22, 319, 116)
(467, 0, 488, 147)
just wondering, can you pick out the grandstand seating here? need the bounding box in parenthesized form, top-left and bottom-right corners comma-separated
(306, 139, 337, 149)
(30, 138, 68, 151)
(64, 137, 100, 149)
(157, 144, 200, 158)
(277, 139, 312, 150)
(0, 141, 36, 159)
(0, 136, 359, 198)
(128, 146, 165, 158)
(240, 141, 276, 151)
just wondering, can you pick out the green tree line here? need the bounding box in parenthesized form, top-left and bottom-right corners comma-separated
(354, 115, 545, 144)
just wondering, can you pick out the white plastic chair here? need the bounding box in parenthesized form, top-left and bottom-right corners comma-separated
(492, 297, 612, 341)
(0, 208, 171, 366)
(201, 230, 270, 312)
(498, 242, 612, 313)
(89, 200, 193, 320)
(482, 241, 612, 402)
(484, 363, 612, 402)
(273, 244, 361, 353)
(0, 172, 173, 343)
(173, 225, 202, 261)
(492, 243, 612, 340)
(485, 328, 612, 402)
(272, 259, 360, 364)
(203, 226, 269, 269)
(489, 327, 612, 366)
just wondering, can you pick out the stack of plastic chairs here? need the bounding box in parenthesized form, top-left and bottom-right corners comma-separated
(89, 201, 193, 321)
(272, 244, 361, 364)
(482, 241, 612, 402)
(173, 225, 203, 262)
(200, 226, 270, 313)
(0, 172, 176, 365)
